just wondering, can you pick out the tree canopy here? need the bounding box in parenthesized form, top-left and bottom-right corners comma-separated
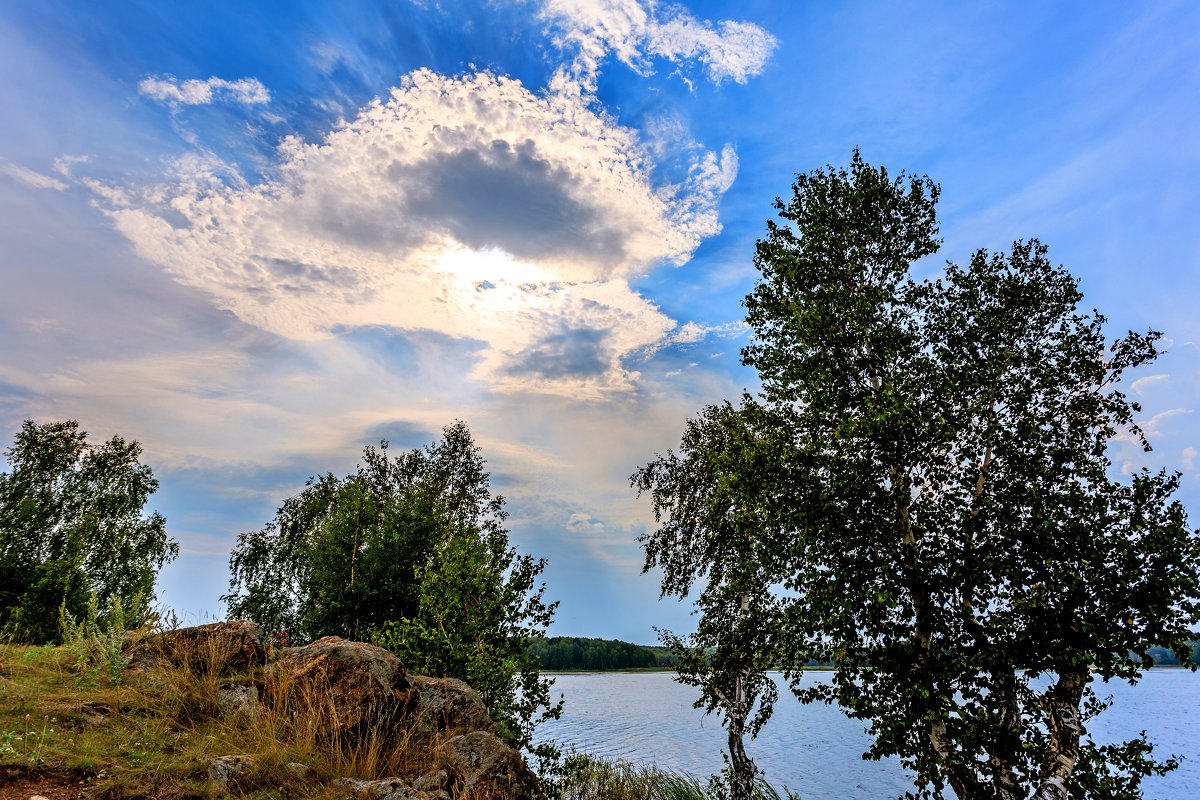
(634, 399, 798, 800)
(741, 152, 1200, 800)
(638, 152, 1200, 800)
(223, 421, 560, 758)
(0, 419, 177, 643)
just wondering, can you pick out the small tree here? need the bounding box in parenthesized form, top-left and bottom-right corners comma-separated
(633, 400, 798, 800)
(744, 152, 1200, 799)
(224, 421, 561, 758)
(0, 419, 177, 642)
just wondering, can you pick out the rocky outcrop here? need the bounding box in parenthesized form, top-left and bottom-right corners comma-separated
(123, 620, 270, 676)
(445, 731, 541, 800)
(127, 624, 542, 799)
(265, 636, 410, 738)
(336, 775, 447, 800)
(217, 683, 259, 719)
(406, 674, 496, 733)
(335, 768, 450, 800)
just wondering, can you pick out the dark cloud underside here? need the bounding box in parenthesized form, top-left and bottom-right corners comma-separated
(508, 327, 610, 379)
(404, 140, 627, 265)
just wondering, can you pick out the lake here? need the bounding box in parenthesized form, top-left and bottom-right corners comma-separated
(532, 670, 1200, 798)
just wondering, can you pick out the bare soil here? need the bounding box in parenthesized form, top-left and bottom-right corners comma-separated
(0, 766, 90, 800)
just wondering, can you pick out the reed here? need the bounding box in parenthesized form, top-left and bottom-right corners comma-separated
(554, 753, 800, 800)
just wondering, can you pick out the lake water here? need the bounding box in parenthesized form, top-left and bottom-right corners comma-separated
(533, 670, 1200, 798)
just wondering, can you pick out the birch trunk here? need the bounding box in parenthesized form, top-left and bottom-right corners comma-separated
(728, 592, 757, 800)
(1031, 669, 1087, 800)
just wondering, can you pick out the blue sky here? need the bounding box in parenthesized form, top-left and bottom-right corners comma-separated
(1, 1, 1199, 643)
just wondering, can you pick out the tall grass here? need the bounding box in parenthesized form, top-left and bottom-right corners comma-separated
(554, 753, 801, 800)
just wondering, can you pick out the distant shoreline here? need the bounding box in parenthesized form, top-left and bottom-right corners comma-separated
(543, 665, 841, 675)
(544, 665, 1195, 676)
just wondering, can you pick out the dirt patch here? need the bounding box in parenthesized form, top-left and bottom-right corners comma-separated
(0, 766, 91, 800)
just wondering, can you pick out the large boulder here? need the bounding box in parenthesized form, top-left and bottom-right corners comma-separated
(265, 636, 409, 737)
(445, 731, 541, 800)
(123, 620, 270, 676)
(406, 675, 496, 734)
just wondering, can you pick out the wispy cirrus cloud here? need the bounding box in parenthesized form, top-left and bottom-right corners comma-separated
(0, 160, 67, 191)
(138, 75, 271, 107)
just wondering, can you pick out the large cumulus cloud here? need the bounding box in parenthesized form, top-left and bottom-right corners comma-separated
(93, 69, 737, 397)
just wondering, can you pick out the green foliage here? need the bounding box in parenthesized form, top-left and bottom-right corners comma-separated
(60, 590, 148, 686)
(741, 151, 1200, 799)
(224, 421, 561, 759)
(633, 401, 799, 800)
(0, 419, 177, 644)
(526, 637, 659, 670)
(8, 559, 91, 644)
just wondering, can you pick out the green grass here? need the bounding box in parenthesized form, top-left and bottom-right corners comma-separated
(554, 753, 800, 800)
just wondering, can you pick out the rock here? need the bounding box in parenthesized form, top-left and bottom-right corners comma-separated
(336, 776, 421, 800)
(217, 684, 259, 718)
(285, 761, 315, 781)
(265, 636, 409, 737)
(124, 621, 270, 676)
(406, 675, 496, 733)
(77, 702, 112, 728)
(412, 769, 448, 792)
(445, 731, 542, 800)
(207, 754, 257, 788)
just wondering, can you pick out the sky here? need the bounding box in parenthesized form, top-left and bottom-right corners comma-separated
(1, 1, 1199, 644)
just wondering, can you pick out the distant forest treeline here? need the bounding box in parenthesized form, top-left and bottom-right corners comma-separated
(527, 637, 1200, 671)
(526, 636, 676, 670)
(1146, 642, 1200, 666)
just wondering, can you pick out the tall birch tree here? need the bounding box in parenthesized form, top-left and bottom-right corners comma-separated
(633, 400, 801, 800)
(744, 152, 1200, 799)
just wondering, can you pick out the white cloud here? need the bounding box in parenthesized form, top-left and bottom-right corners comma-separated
(138, 75, 271, 107)
(649, 15, 779, 84)
(0, 160, 68, 191)
(310, 42, 345, 75)
(1137, 406, 1193, 440)
(92, 69, 737, 398)
(1183, 446, 1197, 471)
(52, 154, 90, 177)
(1131, 372, 1169, 396)
(665, 320, 746, 346)
(536, 0, 777, 87)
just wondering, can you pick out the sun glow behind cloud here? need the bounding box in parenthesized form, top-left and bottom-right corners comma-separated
(89, 59, 751, 397)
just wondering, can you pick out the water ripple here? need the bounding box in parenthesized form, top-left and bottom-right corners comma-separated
(534, 671, 1200, 799)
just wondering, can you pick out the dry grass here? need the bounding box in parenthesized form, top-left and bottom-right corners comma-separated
(0, 634, 460, 799)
